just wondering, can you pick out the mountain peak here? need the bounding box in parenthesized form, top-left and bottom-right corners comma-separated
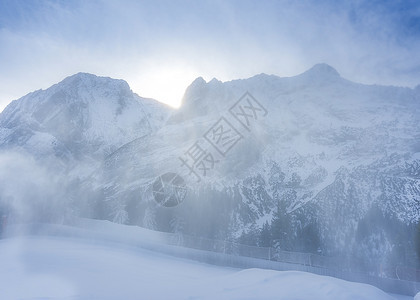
(302, 63, 340, 79)
(190, 76, 206, 86)
(56, 72, 131, 94)
(60, 72, 103, 84)
(181, 77, 207, 105)
(68, 72, 98, 79)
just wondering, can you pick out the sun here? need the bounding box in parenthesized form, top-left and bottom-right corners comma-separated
(131, 66, 201, 109)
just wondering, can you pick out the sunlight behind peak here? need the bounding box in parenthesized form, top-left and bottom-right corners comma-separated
(131, 66, 201, 109)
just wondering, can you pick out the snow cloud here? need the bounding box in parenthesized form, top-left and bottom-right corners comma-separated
(0, 151, 68, 223)
(0, 0, 419, 109)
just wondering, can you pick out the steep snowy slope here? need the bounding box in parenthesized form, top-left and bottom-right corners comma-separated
(96, 64, 419, 214)
(0, 73, 171, 175)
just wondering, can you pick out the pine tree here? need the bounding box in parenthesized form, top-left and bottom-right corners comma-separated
(110, 202, 129, 224)
(170, 216, 185, 245)
(271, 199, 293, 251)
(259, 221, 272, 247)
(143, 206, 157, 230)
(268, 162, 285, 198)
(299, 222, 320, 253)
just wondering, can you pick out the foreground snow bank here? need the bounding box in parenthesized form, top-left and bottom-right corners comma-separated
(0, 236, 402, 300)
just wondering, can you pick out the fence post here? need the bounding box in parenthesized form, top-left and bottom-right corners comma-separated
(395, 266, 400, 280)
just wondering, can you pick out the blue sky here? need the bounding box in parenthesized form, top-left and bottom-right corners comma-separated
(0, 0, 419, 109)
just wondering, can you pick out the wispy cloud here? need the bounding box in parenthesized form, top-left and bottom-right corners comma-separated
(0, 0, 419, 110)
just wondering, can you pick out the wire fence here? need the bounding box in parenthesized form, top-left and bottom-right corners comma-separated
(5, 220, 420, 296)
(163, 232, 420, 283)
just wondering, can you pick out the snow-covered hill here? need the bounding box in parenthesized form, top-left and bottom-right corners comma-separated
(0, 221, 407, 300)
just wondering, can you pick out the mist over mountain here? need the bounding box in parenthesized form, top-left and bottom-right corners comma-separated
(1, 64, 419, 278)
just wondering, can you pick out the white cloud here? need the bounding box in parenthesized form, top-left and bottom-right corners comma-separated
(0, 0, 419, 111)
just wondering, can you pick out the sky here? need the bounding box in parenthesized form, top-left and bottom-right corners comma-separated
(0, 0, 419, 110)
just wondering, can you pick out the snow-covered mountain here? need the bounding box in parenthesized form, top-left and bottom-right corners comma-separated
(0, 73, 171, 175)
(80, 64, 420, 275)
(0, 64, 419, 277)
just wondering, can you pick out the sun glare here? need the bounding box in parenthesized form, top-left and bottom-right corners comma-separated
(131, 67, 201, 109)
